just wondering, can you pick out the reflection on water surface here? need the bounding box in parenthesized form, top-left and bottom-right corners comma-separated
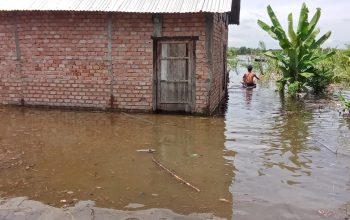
(227, 69, 350, 219)
(0, 107, 233, 218)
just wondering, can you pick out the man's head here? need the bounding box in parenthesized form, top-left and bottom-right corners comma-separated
(247, 65, 253, 72)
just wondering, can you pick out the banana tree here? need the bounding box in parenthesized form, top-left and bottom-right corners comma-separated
(257, 3, 335, 95)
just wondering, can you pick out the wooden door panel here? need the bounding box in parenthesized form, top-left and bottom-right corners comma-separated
(160, 59, 188, 81)
(160, 82, 188, 103)
(161, 43, 188, 58)
(156, 40, 194, 113)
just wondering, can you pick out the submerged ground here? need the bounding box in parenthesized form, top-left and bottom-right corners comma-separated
(0, 69, 349, 220)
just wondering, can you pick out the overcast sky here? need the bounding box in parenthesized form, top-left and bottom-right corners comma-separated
(228, 0, 350, 49)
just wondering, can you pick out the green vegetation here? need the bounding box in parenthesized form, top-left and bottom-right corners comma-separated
(257, 3, 335, 96)
(232, 46, 271, 55)
(227, 42, 270, 76)
(311, 46, 350, 89)
(227, 46, 350, 87)
(227, 47, 239, 73)
(339, 94, 350, 112)
(330, 46, 350, 85)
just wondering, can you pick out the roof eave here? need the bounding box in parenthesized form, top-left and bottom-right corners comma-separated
(228, 0, 240, 25)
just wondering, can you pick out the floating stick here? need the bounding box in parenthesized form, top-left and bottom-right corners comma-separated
(315, 140, 337, 155)
(152, 157, 200, 192)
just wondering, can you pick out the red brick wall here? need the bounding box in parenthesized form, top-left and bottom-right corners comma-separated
(0, 11, 225, 114)
(111, 13, 154, 111)
(0, 12, 111, 108)
(0, 13, 21, 104)
(209, 13, 228, 113)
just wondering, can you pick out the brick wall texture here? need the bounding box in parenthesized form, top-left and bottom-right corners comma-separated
(0, 12, 228, 114)
(209, 14, 228, 113)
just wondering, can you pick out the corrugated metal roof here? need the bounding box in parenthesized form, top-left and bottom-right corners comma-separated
(0, 0, 233, 13)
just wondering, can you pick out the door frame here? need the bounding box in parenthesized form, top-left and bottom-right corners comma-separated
(152, 36, 198, 113)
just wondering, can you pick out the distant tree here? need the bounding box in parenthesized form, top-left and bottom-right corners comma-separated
(258, 41, 267, 52)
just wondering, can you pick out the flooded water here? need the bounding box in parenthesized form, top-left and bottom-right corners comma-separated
(0, 106, 233, 218)
(0, 69, 349, 219)
(227, 69, 350, 219)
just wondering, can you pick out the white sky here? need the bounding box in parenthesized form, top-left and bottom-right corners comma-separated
(228, 0, 350, 49)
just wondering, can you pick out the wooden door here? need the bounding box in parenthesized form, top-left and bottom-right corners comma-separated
(156, 40, 194, 113)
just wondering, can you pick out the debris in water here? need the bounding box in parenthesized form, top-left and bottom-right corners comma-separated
(219, 198, 230, 203)
(125, 203, 145, 209)
(318, 209, 335, 217)
(152, 157, 200, 192)
(25, 165, 38, 172)
(60, 199, 67, 203)
(96, 187, 102, 189)
(67, 191, 74, 194)
(314, 139, 338, 154)
(136, 149, 156, 153)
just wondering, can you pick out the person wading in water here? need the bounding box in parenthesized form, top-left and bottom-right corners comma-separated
(241, 65, 260, 87)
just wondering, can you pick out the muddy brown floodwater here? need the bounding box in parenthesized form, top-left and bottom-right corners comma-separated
(0, 69, 350, 220)
(0, 102, 233, 219)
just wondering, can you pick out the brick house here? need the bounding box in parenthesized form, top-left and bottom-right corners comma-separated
(0, 0, 240, 114)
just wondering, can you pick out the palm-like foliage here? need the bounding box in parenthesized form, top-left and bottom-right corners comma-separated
(257, 3, 335, 95)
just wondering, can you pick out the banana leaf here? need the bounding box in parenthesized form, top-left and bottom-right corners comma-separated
(304, 28, 320, 47)
(267, 6, 290, 48)
(311, 31, 332, 49)
(297, 3, 309, 38)
(308, 51, 336, 64)
(288, 13, 298, 45)
(308, 8, 321, 34)
(271, 27, 291, 49)
(300, 72, 314, 78)
(257, 20, 278, 39)
(267, 6, 284, 34)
